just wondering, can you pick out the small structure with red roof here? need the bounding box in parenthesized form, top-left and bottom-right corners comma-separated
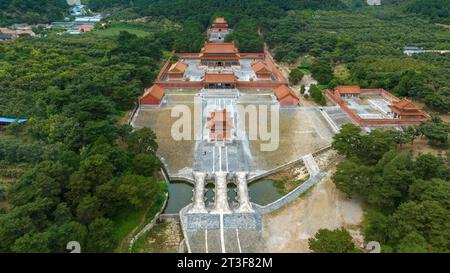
(78, 25, 94, 32)
(210, 17, 229, 32)
(167, 61, 188, 81)
(206, 108, 234, 143)
(208, 17, 232, 42)
(274, 85, 299, 106)
(335, 85, 361, 98)
(389, 98, 429, 120)
(140, 85, 165, 105)
(252, 61, 272, 80)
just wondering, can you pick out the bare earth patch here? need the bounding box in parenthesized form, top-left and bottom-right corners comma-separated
(132, 103, 196, 176)
(262, 167, 365, 253)
(248, 109, 334, 171)
(144, 218, 183, 253)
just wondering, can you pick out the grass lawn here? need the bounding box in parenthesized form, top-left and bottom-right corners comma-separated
(111, 205, 146, 250)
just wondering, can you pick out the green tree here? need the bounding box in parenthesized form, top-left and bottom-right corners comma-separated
(331, 123, 362, 157)
(119, 175, 160, 208)
(289, 68, 304, 85)
(332, 159, 373, 197)
(76, 196, 102, 224)
(308, 228, 360, 253)
(85, 218, 115, 253)
(127, 127, 158, 155)
(132, 153, 162, 176)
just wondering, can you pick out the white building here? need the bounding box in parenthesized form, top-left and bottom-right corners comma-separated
(367, 0, 381, 6)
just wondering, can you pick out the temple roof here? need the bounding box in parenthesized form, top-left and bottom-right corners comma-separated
(141, 84, 165, 100)
(203, 73, 237, 83)
(213, 17, 227, 24)
(389, 98, 423, 115)
(168, 61, 187, 74)
(201, 43, 238, 54)
(336, 85, 361, 94)
(252, 61, 272, 74)
(274, 85, 298, 100)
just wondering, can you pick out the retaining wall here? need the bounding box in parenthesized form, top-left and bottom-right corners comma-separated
(253, 173, 324, 214)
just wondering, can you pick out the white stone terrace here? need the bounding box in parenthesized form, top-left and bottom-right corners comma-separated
(167, 58, 274, 82)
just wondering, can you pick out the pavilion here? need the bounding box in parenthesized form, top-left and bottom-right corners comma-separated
(206, 108, 234, 143)
(390, 98, 429, 120)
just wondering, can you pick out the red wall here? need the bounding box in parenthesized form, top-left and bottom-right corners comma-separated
(325, 90, 428, 127)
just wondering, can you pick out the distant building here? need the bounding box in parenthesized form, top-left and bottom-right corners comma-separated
(66, 0, 82, 6)
(335, 85, 361, 98)
(74, 15, 103, 25)
(70, 5, 87, 17)
(0, 33, 14, 41)
(208, 17, 232, 42)
(389, 98, 428, 120)
(0, 117, 28, 126)
(403, 46, 424, 56)
(367, 0, 381, 6)
(0, 26, 35, 39)
(77, 24, 94, 32)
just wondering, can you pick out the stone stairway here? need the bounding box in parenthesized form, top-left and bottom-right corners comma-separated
(302, 154, 320, 176)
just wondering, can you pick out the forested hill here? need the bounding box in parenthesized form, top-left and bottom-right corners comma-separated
(405, 0, 450, 24)
(2, 0, 450, 27)
(0, 0, 67, 26)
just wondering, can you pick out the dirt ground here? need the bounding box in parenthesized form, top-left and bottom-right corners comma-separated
(262, 159, 365, 252)
(401, 138, 449, 157)
(142, 218, 183, 253)
(132, 103, 196, 176)
(248, 108, 334, 171)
